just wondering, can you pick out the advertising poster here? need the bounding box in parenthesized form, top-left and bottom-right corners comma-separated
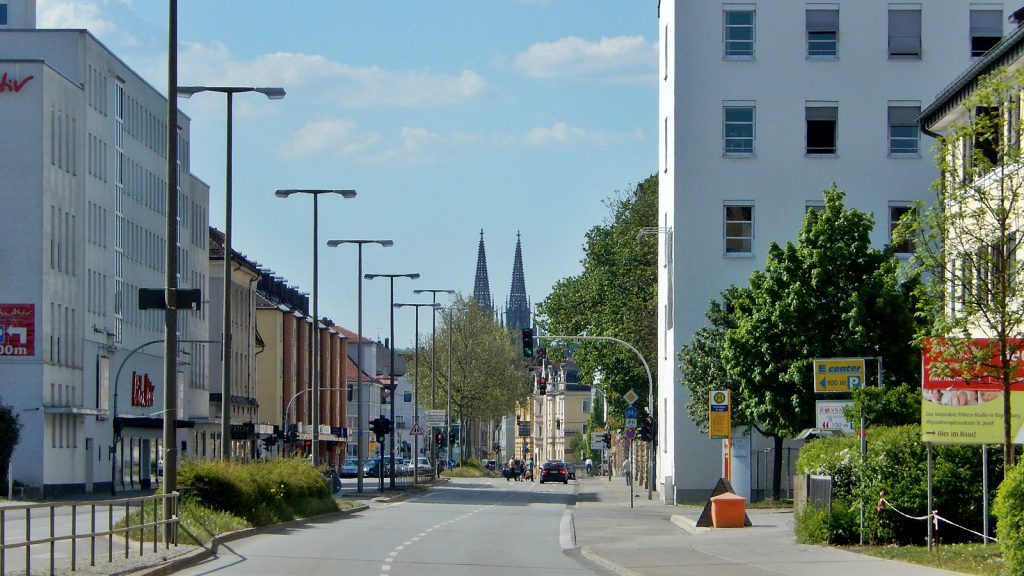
(815, 400, 854, 434)
(921, 338, 1024, 444)
(0, 303, 35, 357)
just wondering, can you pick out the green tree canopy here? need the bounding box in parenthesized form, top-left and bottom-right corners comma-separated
(723, 187, 924, 497)
(537, 175, 658, 423)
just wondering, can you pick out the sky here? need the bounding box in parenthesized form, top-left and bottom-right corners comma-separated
(37, 0, 658, 347)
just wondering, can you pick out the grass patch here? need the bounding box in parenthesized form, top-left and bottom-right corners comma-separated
(747, 499, 793, 509)
(441, 460, 497, 478)
(848, 543, 1005, 576)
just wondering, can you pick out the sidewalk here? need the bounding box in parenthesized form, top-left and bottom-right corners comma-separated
(571, 474, 969, 576)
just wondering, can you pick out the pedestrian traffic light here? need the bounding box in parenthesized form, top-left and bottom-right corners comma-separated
(603, 432, 611, 448)
(638, 417, 653, 442)
(287, 425, 298, 444)
(522, 328, 534, 358)
(538, 376, 547, 395)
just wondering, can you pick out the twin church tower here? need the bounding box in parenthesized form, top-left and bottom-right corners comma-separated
(472, 230, 532, 332)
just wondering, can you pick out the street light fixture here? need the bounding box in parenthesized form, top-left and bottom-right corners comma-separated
(328, 239, 393, 492)
(394, 302, 441, 484)
(413, 289, 455, 478)
(177, 85, 285, 461)
(275, 189, 357, 468)
(365, 272, 420, 487)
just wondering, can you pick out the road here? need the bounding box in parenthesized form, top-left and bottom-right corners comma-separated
(173, 477, 600, 576)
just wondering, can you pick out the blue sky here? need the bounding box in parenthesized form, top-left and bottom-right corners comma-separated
(38, 0, 657, 347)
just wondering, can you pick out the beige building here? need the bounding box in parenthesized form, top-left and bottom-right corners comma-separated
(533, 362, 590, 464)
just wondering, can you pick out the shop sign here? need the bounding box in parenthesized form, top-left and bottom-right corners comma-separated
(0, 304, 35, 356)
(131, 371, 155, 407)
(0, 72, 33, 94)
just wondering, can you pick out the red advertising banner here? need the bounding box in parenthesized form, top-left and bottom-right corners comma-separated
(922, 337, 1024, 392)
(0, 304, 35, 357)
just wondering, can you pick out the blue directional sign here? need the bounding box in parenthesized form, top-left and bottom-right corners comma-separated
(625, 406, 638, 419)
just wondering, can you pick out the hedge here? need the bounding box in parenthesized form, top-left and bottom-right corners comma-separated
(994, 462, 1024, 574)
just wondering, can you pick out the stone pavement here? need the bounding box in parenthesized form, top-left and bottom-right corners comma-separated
(570, 474, 969, 576)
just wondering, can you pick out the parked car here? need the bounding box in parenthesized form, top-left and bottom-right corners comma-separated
(339, 458, 360, 478)
(539, 461, 569, 484)
(565, 462, 576, 480)
(482, 459, 496, 471)
(416, 456, 432, 474)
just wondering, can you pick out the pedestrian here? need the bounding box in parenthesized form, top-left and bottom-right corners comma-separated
(527, 458, 535, 481)
(622, 458, 632, 487)
(585, 457, 593, 476)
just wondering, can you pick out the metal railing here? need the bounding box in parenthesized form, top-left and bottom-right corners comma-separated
(0, 491, 179, 575)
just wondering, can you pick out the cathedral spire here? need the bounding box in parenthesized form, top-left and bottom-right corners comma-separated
(472, 229, 493, 311)
(505, 231, 531, 332)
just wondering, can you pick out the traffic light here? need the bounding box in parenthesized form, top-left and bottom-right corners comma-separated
(538, 376, 547, 395)
(638, 417, 653, 442)
(522, 328, 534, 358)
(435, 432, 445, 447)
(603, 432, 611, 448)
(287, 425, 298, 444)
(370, 417, 387, 443)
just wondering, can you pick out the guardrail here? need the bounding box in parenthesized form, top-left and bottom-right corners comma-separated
(0, 491, 179, 575)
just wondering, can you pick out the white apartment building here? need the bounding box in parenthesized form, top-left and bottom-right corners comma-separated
(657, 1, 1010, 503)
(0, 3, 210, 496)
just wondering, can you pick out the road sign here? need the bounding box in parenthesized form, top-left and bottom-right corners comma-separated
(624, 406, 638, 419)
(591, 434, 606, 449)
(409, 423, 424, 436)
(626, 428, 636, 440)
(623, 389, 639, 405)
(625, 418, 638, 429)
(709, 390, 731, 440)
(425, 410, 446, 427)
(813, 358, 865, 393)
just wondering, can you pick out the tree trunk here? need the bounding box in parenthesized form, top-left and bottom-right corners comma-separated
(771, 435, 784, 501)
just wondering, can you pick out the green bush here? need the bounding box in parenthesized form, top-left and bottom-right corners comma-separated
(795, 425, 1000, 545)
(795, 498, 860, 544)
(177, 458, 335, 526)
(994, 463, 1024, 574)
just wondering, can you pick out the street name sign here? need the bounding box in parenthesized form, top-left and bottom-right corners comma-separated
(425, 410, 446, 427)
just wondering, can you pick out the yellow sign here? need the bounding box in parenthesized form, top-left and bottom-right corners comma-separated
(709, 390, 731, 439)
(813, 358, 865, 393)
(921, 393, 1024, 443)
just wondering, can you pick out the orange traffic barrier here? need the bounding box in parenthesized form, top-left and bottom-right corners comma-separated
(710, 492, 747, 528)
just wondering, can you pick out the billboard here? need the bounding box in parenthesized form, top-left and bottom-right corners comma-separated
(813, 358, 865, 393)
(0, 304, 35, 357)
(921, 338, 1024, 444)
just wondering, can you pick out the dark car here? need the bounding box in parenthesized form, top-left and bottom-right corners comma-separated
(565, 462, 576, 480)
(539, 461, 569, 484)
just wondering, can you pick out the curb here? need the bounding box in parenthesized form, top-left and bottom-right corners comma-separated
(670, 514, 710, 535)
(579, 546, 645, 576)
(134, 504, 370, 576)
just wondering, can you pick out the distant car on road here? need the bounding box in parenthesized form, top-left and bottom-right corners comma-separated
(565, 462, 576, 480)
(339, 458, 360, 478)
(416, 457, 432, 474)
(539, 461, 569, 484)
(482, 459, 496, 470)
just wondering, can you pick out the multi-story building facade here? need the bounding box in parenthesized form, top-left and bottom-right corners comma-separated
(0, 5, 210, 495)
(657, 1, 1009, 503)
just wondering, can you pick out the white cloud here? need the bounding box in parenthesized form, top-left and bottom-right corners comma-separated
(178, 42, 487, 109)
(37, 0, 136, 45)
(277, 118, 382, 160)
(514, 35, 656, 83)
(516, 122, 644, 147)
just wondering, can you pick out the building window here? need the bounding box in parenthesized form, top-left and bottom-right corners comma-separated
(888, 8, 921, 59)
(889, 205, 915, 254)
(807, 8, 839, 58)
(723, 104, 755, 155)
(724, 9, 755, 58)
(888, 104, 921, 155)
(403, 391, 412, 403)
(806, 104, 838, 155)
(0, 3, 7, 26)
(724, 205, 753, 254)
(971, 9, 1002, 57)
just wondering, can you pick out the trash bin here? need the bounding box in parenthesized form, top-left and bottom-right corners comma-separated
(710, 492, 746, 528)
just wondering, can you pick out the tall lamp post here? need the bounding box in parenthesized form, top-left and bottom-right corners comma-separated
(178, 85, 285, 460)
(637, 226, 671, 501)
(275, 189, 357, 467)
(365, 273, 420, 488)
(327, 239, 393, 492)
(413, 289, 454, 478)
(394, 302, 441, 484)
(443, 305, 468, 470)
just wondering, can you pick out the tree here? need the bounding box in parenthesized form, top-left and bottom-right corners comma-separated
(0, 400, 21, 492)
(903, 66, 1024, 474)
(415, 297, 530, 461)
(724, 187, 924, 499)
(537, 175, 658, 424)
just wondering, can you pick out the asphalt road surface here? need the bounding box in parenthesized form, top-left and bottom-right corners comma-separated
(172, 477, 603, 576)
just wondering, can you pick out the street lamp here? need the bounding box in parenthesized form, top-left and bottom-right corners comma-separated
(327, 239, 393, 492)
(365, 272, 420, 487)
(275, 189, 357, 468)
(413, 289, 455, 478)
(394, 302, 441, 484)
(443, 305, 469, 470)
(178, 85, 285, 460)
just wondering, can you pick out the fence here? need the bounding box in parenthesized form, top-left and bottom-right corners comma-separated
(0, 491, 179, 575)
(793, 474, 833, 516)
